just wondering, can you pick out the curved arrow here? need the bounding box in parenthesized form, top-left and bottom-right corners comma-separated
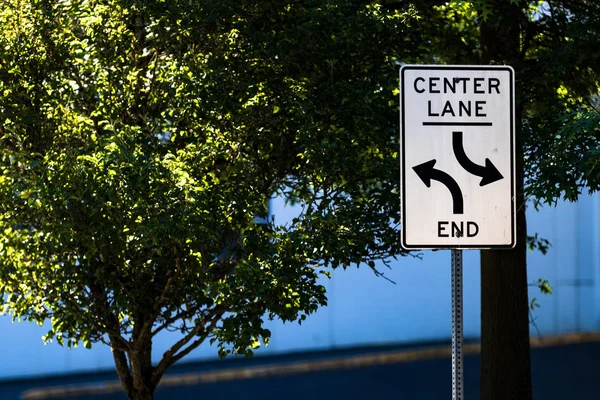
(413, 160, 464, 214)
(452, 131, 503, 186)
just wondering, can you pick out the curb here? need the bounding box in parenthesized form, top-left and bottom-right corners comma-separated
(21, 331, 600, 399)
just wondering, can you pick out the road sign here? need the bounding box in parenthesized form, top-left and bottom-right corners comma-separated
(400, 65, 515, 250)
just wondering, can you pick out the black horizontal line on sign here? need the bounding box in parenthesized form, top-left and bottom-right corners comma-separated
(422, 122, 493, 126)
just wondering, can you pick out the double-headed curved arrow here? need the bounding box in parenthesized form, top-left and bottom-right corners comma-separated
(452, 131, 503, 186)
(413, 160, 464, 214)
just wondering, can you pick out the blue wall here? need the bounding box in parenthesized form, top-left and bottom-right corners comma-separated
(0, 193, 599, 379)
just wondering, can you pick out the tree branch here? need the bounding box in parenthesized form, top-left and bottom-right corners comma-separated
(109, 335, 134, 399)
(151, 305, 199, 336)
(161, 317, 221, 369)
(151, 308, 225, 386)
(141, 273, 175, 336)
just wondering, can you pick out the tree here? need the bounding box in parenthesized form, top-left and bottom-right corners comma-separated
(0, 1, 422, 399)
(418, 1, 600, 398)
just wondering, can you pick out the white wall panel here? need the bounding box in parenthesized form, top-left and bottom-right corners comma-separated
(0, 194, 598, 380)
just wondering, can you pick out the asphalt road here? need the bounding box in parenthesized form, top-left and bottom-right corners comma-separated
(3, 339, 600, 400)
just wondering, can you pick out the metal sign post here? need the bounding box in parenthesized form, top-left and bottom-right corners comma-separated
(451, 249, 464, 400)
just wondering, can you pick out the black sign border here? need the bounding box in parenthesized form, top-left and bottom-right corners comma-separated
(400, 65, 516, 250)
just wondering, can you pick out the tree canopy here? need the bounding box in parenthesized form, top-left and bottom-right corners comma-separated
(0, 1, 421, 398)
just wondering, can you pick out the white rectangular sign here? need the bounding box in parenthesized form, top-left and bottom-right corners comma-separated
(400, 65, 516, 249)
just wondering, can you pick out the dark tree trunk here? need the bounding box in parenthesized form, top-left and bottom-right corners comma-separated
(480, 158, 532, 400)
(110, 331, 157, 400)
(128, 387, 154, 400)
(479, 1, 533, 399)
(129, 335, 156, 400)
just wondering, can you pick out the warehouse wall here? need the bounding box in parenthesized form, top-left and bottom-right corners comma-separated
(0, 193, 598, 379)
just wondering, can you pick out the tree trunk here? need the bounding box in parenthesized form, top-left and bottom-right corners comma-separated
(480, 166, 532, 400)
(128, 387, 154, 400)
(479, 1, 533, 399)
(111, 334, 157, 400)
(129, 320, 157, 400)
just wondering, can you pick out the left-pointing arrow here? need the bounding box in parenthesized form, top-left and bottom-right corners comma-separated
(413, 160, 464, 214)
